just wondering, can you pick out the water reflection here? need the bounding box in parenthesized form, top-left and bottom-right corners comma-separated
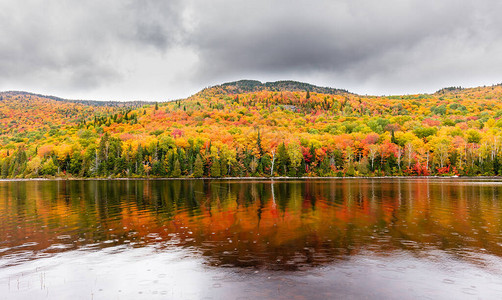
(1, 179, 502, 271)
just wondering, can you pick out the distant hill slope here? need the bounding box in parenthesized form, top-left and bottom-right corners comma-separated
(0, 91, 116, 137)
(0, 91, 155, 107)
(206, 80, 350, 95)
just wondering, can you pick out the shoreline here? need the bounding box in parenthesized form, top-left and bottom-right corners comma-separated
(1, 175, 502, 182)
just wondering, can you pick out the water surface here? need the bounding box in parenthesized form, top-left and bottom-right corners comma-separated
(1, 178, 502, 299)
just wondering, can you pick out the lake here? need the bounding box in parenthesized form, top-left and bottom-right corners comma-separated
(1, 178, 502, 299)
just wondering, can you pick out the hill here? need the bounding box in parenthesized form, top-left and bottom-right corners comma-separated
(1, 91, 156, 107)
(2, 81, 502, 178)
(207, 80, 349, 95)
(0, 91, 107, 139)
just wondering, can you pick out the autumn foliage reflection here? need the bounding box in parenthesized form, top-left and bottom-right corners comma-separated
(1, 179, 501, 270)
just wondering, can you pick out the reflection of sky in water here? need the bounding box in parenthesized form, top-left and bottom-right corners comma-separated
(1, 245, 502, 299)
(1, 179, 502, 298)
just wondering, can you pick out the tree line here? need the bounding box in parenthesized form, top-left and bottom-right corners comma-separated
(3, 132, 502, 178)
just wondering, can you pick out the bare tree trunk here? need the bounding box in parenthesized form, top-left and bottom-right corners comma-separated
(397, 148, 402, 170)
(95, 150, 99, 173)
(405, 143, 413, 169)
(270, 150, 275, 176)
(426, 151, 429, 170)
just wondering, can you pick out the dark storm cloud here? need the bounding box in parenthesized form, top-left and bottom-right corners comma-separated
(1, 0, 501, 99)
(188, 0, 502, 93)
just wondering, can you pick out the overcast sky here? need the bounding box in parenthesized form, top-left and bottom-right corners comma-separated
(1, 0, 501, 101)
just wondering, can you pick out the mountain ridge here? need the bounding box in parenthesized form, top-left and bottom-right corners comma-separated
(210, 80, 350, 95)
(3, 80, 502, 103)
(0, 91, 155, 107)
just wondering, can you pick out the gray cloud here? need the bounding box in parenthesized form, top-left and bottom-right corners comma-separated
(0, 0, 501, 100)
(0, 0, 184, 95)
(188, 0, 502, 94)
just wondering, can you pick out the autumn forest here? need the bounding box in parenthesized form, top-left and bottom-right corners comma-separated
(2, 80, 502, 179)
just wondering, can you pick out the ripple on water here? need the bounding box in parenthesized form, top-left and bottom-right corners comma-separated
(46, 243, 74, 251)
(20, 242, 39, 248)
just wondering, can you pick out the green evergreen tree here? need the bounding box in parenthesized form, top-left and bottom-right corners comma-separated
(276, 142, 288, 175)
(256, 130, 263, 156)
(172, 159, 181, 177)
(10, 147, 28, 177)
(163, 150, 173, 175)
(309, 144, 316, 165)
(1, 157, 11, 178)
(211, 158, 221, 177)
(193, 155, 204, 177)
(135, 145, 144, 174)
(220, 156, 228, 176)
(98, 133, 110, 175)
(260, 154, 272, 176)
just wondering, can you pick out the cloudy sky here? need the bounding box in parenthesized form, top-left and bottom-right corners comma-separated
(1, 0, 501, 101)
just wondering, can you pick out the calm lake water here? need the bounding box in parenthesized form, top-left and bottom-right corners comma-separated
(1, 179, 502, 299)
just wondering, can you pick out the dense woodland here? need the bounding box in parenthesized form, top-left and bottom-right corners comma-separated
(2, 80, 502, 178)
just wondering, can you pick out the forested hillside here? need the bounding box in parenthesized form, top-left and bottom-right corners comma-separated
(2, 81, 502, 178)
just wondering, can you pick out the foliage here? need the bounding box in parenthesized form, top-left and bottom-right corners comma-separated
(3, 82, 502, 178)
